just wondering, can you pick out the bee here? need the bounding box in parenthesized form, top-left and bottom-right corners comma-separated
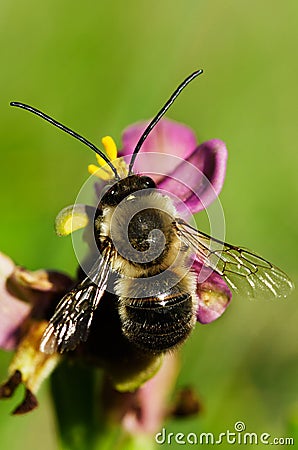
(11, 70, 294, 357)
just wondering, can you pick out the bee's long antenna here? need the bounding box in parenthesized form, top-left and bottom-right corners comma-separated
(128, 69, 203, 175)
(10, 102, 120, 180)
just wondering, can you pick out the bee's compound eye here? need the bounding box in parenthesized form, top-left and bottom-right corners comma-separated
(142, 176, 156, 189)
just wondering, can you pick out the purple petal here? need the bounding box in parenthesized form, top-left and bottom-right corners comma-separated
(121, 117, 227, 214)
(0, 252, 73, 351)
(121, 119, 197, 182)
(0, 253, 30, 350)
(9, 267, 73, 319)
(157, 139, 228, 214)
(193, 261, 232, 324)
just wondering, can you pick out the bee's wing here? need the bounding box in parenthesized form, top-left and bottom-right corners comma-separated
(40, 245, 114, 354)
(174, 219, 294, 298)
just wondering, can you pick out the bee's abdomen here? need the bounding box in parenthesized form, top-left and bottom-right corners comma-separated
(119, 289, 196, 353)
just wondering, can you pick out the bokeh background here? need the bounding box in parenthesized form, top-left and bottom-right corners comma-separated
(0, 1, 297, 449)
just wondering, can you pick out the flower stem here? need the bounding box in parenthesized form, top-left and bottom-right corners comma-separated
(51, 360, 100, 450)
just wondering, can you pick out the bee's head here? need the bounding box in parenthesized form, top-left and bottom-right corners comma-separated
(100, 175, 156, 207)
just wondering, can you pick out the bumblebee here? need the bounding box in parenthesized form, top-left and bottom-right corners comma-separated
(11, 70, 294, 360)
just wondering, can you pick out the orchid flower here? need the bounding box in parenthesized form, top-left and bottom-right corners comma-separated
(0, 117, 230, 439)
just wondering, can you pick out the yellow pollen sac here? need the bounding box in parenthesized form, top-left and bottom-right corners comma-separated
(87, 134, 128, 180)
(101, 135, 117, 161)
(55, 204, 90, 236)
(88, 164, 113, 181)
(94, 136, 118, 168)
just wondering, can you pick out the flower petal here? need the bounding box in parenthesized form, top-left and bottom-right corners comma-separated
(121, 118, 197, 181)
(8, 267, 74, 320)
(0, 253, 31, 350)
(121, 119, 197, 159)
(157, 139, 228, 214)
(0, 251, 74, 351)
(121, 118, 227, 214)
(193, 261, 232, 324)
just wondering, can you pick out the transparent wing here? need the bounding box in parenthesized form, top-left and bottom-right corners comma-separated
(175, 219, 294, 298)
(40, 244, 114, 354)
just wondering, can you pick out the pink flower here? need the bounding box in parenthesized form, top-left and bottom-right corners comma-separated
(0, 117, 231, 428)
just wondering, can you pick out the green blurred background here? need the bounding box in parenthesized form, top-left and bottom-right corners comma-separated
(0, 0, 297, 449)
